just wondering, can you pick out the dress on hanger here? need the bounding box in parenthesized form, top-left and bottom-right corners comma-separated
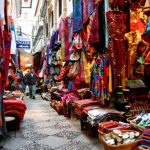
(106, 10, 128, 88)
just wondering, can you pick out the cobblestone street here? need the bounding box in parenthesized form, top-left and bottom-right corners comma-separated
(0, 95, 104, 150)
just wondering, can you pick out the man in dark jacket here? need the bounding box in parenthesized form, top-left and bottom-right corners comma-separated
(28, 68, 37, 99)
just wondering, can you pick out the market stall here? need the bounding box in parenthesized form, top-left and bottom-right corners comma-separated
(44, 0, 150, 149)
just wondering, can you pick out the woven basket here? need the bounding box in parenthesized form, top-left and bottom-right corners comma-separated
(101, 131, 141, 150)
(127, 116, 136, 123)
(130, 121, 145, 132)
(98, 130, 106, 143)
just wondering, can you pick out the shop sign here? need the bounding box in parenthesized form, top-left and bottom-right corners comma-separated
(16, 36, 31, 49)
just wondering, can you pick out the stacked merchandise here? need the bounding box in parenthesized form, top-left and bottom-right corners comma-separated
(129, 113, 150, 132)
(101, 130, 141, 150)
(98, 121, 131, 134)
(125, 80, 150, 116)
(137, 126, 150, 150)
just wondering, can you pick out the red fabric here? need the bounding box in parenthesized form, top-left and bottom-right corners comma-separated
(107, 10, 128, 88)
(1, 30, 11, 89)
(88, 4, 100, 44)
(74, 99, 99, 109)
(130, 9, 146, 34)
(3, 99, 26, 120)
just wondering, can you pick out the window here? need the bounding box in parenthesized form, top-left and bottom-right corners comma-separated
(59, 0, 62, 16)
(51, 11, 53, 27)
(50, 11, 53, 28)
(46, 23, 48, 37)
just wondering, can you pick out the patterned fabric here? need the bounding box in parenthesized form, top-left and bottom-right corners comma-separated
(73, 0, 83, 32)
(59, 17, 73, 60)
(88, 4, 100, 44)
(130, 9, 148, 34)
(107, 10, 128, 88)
(90, 56, 109, 99)
(82, 0, 94, 24)
(75, 99, 99, 109)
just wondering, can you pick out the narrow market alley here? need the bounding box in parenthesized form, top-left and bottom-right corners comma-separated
(1, 95, 103, 150)
(1, 0, 150, 149)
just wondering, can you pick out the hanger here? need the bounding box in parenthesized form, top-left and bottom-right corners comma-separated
(113, 6, 121, 14)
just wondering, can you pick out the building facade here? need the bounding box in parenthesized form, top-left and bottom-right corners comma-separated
(32, 0, 73, 53)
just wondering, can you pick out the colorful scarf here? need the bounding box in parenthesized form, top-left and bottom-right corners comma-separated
(59, 17, 73, 60)
(82, 0, 94, 24)
(90, 56, 109, 99)
(88, 4, 100, 44)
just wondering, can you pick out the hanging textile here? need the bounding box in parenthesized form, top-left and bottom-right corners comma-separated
(125, 31, 142, 78)
(130, 8, 148, 34)
(88, 3, 100, 44)
(82, 0, 94, 24)
(90, 56, 109, 100)
(50, 30, 56, 49)
(73, 0, 83, 32)
(106, 10, 128, 88)
(0, 0, 9, 137)
(59, 16, 73, 60)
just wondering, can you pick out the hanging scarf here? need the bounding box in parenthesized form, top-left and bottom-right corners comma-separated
(82, 0, 94, 24)
(88, 4, 100, 44)
(59, 17, 73, 60)
(73, 0, 83, 32)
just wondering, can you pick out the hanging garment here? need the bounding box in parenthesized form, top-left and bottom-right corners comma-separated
(90, 56, 109, 99)
(125, 31, 142, 78)
(59, 17, 73, 60)
(50, 31, 56, 49)
(81, 51, 94, 84)
(2, 30, 11, 89)
(73, 0, 83, 32)
(106, 10, 128, 88)
(130, 8, 148, 34)
(82, 0, 94, 24)
(88, 4, 100, 44)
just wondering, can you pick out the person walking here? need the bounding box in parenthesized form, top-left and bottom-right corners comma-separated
(28, 68, 37, 99)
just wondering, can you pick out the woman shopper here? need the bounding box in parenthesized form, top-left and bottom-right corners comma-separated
(28, 68, 37, 99)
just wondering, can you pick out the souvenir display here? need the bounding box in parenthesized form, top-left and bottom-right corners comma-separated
(102, 130, 140, 145)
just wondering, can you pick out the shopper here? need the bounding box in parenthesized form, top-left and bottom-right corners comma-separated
(28, 68, 37, 99)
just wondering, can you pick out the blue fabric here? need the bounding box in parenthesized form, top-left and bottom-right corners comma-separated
(73, 0, 83, 32)
(50, 31, 56, 49)
(88, 0, 93, 16)
(146, 18, 150, 36)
